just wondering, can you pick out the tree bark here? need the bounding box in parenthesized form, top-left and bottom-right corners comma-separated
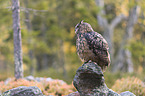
(12, 0, 23, 79)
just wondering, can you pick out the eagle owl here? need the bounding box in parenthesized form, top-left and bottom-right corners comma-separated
(75, 20, 110, 71)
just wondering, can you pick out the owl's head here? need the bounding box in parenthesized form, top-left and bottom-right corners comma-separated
(75, 20, 94, 34)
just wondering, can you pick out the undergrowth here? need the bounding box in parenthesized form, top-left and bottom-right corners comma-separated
(112, 77, 145, 96)
(0, 78, 75, 96)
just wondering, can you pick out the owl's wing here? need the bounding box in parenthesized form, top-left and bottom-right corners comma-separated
(84, 32, 109, 57)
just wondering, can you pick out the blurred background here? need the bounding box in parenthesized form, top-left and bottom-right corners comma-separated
(0, 0, 145, 89)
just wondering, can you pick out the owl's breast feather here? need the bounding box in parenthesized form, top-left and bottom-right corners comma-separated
(76, 35, 95, 62)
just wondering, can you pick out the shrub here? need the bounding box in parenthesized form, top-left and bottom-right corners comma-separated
(42, 80, 75, 95)
(111, 77, 145, 96)
(0, 78, 44, 92)
(0, 78, 75, 95)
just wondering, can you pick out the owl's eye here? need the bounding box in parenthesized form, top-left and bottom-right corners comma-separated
(77, 25, 79, 28)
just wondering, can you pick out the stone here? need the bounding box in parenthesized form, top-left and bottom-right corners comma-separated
(120, 91, 136, 96)
(2, 86, 43, 96)
(25, 75, 35, 81)
(46, 77, 53, 82)
(67, 91, 80, 96)
(25, 76, 53, 82)
(73, 62, 120, 96)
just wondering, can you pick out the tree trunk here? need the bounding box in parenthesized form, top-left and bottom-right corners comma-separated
(95, 0, 125, 65)
(113, 6, 140, 72)
(12, 0, 23, 79)
(36, 55, 42, 71)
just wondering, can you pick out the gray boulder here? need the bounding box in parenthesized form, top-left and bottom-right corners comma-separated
(120, 91, 136, 96)
(2, 86, 43, 96)
(25, 75, 35, 81)
(25, 75, 53, 82)
(68, 62, 135, 96)
(72, 62, 120, 96)
(67, 91, 80, 96)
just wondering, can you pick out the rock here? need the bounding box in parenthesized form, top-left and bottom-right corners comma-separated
(73, 62, 120, 96)
(35, 77, 53, 82)
(46, 77, 53, 82)
(2, 86, 43, 96)
(35, 77, 45, 82)
(25, 75, 35, 81)
(25, 76, 53, 82)
(120, 91, 136, 96)
(67, 91, 80, 96)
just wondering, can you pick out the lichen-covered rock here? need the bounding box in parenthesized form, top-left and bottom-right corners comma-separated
(67, 91, 80, 96)
(25, 75, 35, 81)
(120, 91, 136, 96)
(25, 75, 53, 82)
(2, 86, 43, 96)
(73, 62, 120, 96)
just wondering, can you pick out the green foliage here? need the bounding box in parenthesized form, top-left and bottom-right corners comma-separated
(130, 41, 145, 57)
(128, 40, 145, 69)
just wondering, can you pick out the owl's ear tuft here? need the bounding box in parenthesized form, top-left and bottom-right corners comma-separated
(80, 20, 84, 24)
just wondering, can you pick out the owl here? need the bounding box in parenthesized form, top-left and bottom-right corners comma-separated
(75, 20, 110, 71)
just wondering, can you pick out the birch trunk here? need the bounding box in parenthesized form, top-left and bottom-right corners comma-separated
(12, 0, 23, 79)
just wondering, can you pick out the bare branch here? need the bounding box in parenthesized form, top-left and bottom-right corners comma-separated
(20, 7, 48, 12)
(6, 6, 48, 12)
(126, 6, 140, 39)
(110, 14, 126, 29)
(97, 15, 108, 29)
(113, 6, 140, 72)
(95, 0, 105, 15)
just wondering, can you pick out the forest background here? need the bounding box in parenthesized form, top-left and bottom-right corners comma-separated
(0, 0, 145, 88)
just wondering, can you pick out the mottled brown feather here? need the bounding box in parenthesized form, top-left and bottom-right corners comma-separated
(75, 21, 110, 71)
